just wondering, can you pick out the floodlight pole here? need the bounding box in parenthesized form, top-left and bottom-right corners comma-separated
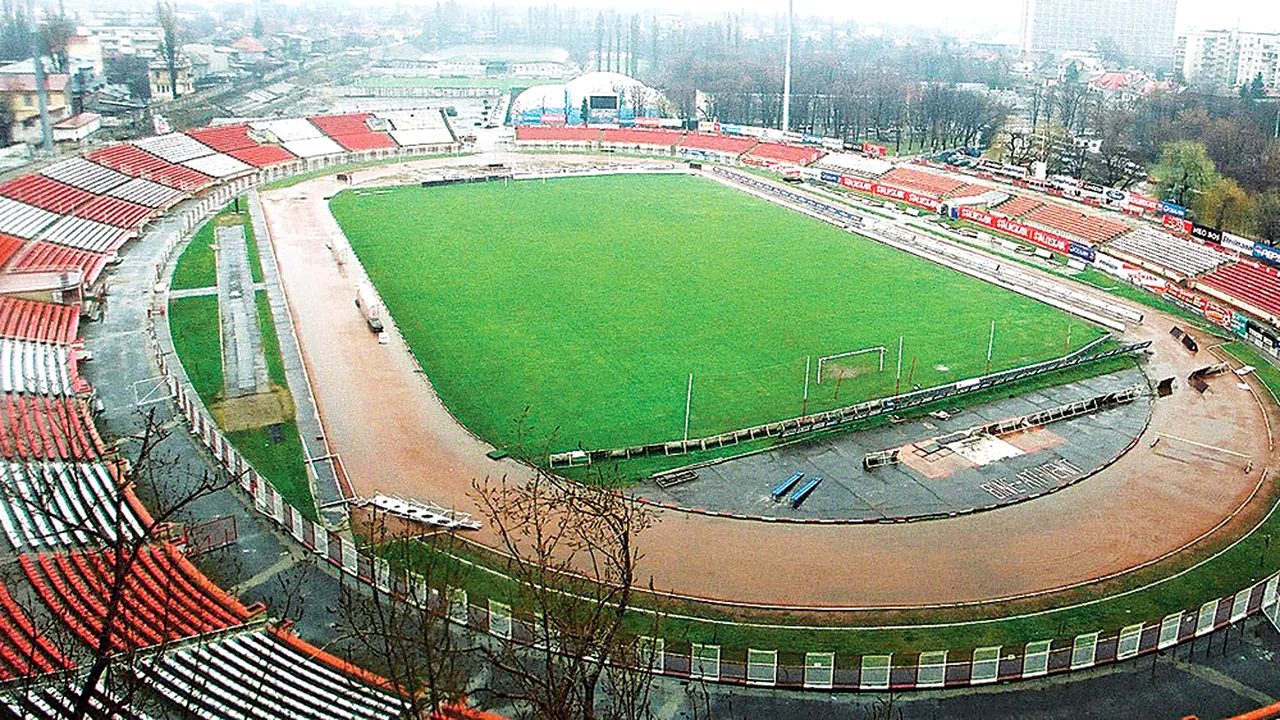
(683, 373, 693, 442)
(781, 0, 793, 133)
(985, 320, 996, 375)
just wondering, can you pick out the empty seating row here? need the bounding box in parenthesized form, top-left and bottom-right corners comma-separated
(40, 159, 130, 196)
(600, 128, 683, 147)
(0, 175, 94, 215)
(514, 125, 601, 143)
(250, 118, 323, 143)
(0, 395, 104, 462)
(106, 178, 184, 209)
(0, 461, 146, 549)
(0, 580, 70, 681)
(814, 152, 893, 177)
(185, 123, 260, 152)
(0, 232, 23, 267)
(677, 133, 757, 155)
(307, 114, 397, 151)
(744, 142, 824, 166)
(71, 196, 153, 230)
(38, 216, 129, 255)
(21, 544, 261, 653)
(375, 109, 450, 131)
(182, 154, 254, 179)
(86, 145, 211, 193)
(132, 133, 214, 165)
(136, 628, 406, 720)
(1198, 260, 1280, 320)
(0, 338, 81, 396)
(1025, 203, 1130, 245)
(226, 144, 297, 167)
(282, 136, 346, 159)
(7, 243, 110, 287)
(948, 183, 990, 199)
(1108, 227, 1233, 278)
(0, 297, 79, 346)
(0, 197, 58, 240)
(2, 685, 150, 720)
(880, 167, 967, 197)
(995, 195, 1044, 217)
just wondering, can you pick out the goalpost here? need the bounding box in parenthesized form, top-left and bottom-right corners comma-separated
(816, 346, 887, 384)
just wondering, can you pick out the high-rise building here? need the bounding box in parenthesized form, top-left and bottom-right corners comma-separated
(1022, 0, 1179, 70)
(1177, 30, 1280, 94)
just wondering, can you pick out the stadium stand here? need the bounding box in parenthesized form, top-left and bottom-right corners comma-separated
(814, 152, 893, 177)
(282, 136, 345, 159)
(21, 544, 263, 653)
(181, 154, 254, 179)
(40, 160, 130, 195)
(105, 178, 184, 209)
(0, 298, 79, 346)
(0, 579, 71, 681)
(38, 217, 130, 254)
(185, 124, 260, 152)
(599, 128, 683, 148)
(71, 197, 153, 230)
(376, 110, 456, 148)
(2, 685, 151, 720)
(744, 141, 825, 166)
(0, 175, 93, 215)
(0, 395, 104, 462)
(86, 145, 212, 193)
(0, 233, 24, 268)
(136, 627, 407, 720)
(1108, 227, 1234, 278)
(0, 197, 59, 239)
(677, 133, 757, 155)
(132, 134, 215, 165)
(1199, 260, 1280, 321)
(948, 183, 990, 199)
(0, 338, 81, 396)
(7, 243, 110, 287)
(249, 118, 323, 143)
(307, 114, 397, 152)
(0, 462, 147, 548)
(1025, 204, 1130, 245)
(994, 195, 1045, 217)
(880, 167, 966, 196)
(514, 126, 601, 143)
(226, 144, 297, 167)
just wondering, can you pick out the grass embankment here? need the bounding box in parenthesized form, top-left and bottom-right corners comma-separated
(168, 207, 317, 519)
(170, 202, 262, 289)
(332, 173, 1107, 457)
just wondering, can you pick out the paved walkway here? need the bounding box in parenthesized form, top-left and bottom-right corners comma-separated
(216, 224, 268, 397)
(247, 190, 346, 518)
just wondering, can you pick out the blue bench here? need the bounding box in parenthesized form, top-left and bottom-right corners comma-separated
(790, 476, 823, 508)
(771, 472, 804, 501)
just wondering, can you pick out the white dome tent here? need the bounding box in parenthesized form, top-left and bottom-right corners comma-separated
(510, 71, 672, 126)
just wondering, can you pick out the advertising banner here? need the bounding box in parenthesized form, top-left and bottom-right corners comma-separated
(1069, 242, 1097, 263)
(1159, 201, 1189, 218)
(957, 207, 1072, 254)
(820, 171, 841, 184)
(840, 175, 875, 193)
(1253, 243, 1280, 269)
(1162, 215, 1193, 234)
(1191, 223, 1224, 244)
(862, 143, 888, 158)
(1223, 232, 1256, 255)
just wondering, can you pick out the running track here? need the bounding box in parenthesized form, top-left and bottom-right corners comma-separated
(259, 154, 1279, 611)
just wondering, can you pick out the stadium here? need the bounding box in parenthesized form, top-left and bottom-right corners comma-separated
(0, 78, 1275, 717)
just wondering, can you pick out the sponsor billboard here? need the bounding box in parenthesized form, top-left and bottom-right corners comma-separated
(1162, 214, 1193, 234)
(1158, 201, 1189, 218)
(957, 207, 1073, 254)
(1254, 243, 1280, 268)
(1128, 193, 1159, 213)
(1223, 232, 1256, 255)
(862, 142, 887, 158)
(820, 171, 841, 184)
(1191, 223, 1224, 244)
(1069, 242, 1097, 263)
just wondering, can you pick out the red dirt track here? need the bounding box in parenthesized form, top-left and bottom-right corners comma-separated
(261, 154, 1279, 611)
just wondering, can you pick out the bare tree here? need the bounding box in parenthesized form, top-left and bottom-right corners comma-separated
(471, 466, 661, 720)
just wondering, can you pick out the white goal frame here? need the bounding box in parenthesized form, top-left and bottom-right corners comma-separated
(816, 346, 886, 384)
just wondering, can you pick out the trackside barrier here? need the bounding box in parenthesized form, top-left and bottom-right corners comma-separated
(141, 151, 1280, 692)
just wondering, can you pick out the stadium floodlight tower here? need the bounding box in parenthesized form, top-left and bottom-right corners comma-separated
(781, 0, 793, 132)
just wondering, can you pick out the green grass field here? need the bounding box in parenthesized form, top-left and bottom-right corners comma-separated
(331, 174, 1107, 455)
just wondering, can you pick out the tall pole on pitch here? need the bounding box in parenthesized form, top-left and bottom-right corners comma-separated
(683, 373, 694, 442)
(895, 336, 904, 395)
(985, 320, 996, 375)
(802, 355, 810, 419)
(781, 0, 793, 133)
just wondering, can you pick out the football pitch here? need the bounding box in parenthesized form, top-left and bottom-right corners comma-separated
(330, 173, 1106, 455)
